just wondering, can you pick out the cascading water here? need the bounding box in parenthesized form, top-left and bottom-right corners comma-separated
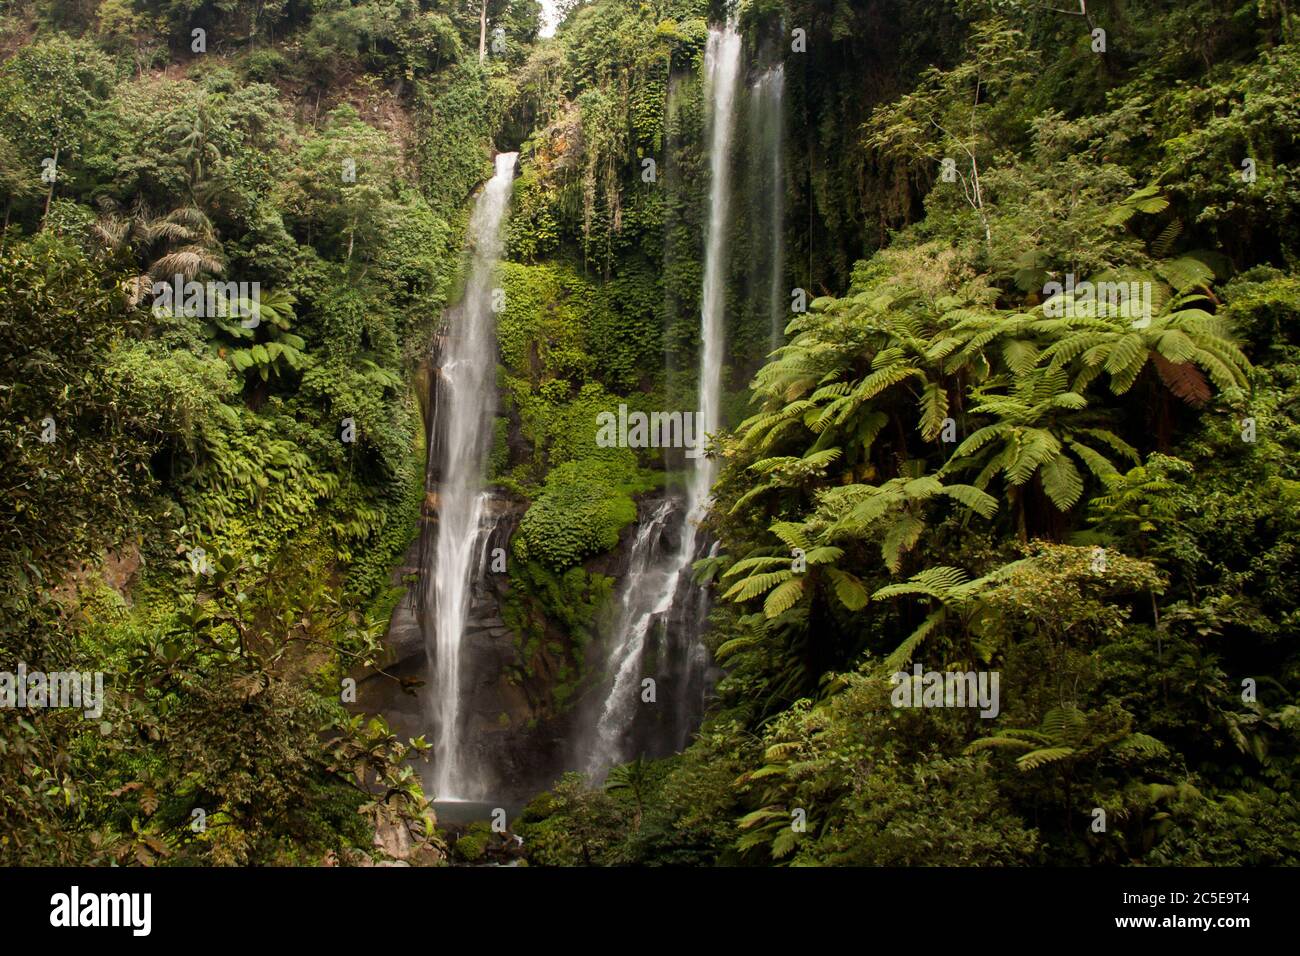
(586, 500, 677, 774)
(692, 18, 743, 524)
(752, 65, 785, 350)
(423, 152, 517, 801)
(582, 20, 743, 778)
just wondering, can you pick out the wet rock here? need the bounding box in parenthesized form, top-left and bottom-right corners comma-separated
(373, 816, 413, 860)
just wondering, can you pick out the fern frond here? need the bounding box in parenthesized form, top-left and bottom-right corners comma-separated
(938, 483, 999, 518)
(769, 521, 811, 551)
(1017, 747, 1077, 771)
(881, 608, 946, 673)
(1040, 452, 1084, 511)
(722, 570, 794, 603)
(825, 567, 869, 611)
(722, 556, 791, 580)
(764, 577, 806, 618)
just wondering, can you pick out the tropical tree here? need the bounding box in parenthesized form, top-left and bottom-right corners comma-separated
(871, 565, 1001, 672)
(91, 200, 225, 303)
(942, 365, 1139, 526)
(720, 514, 870, 621)
(1034, 272, 1251, 405)
(967, 704, 1166, 773)
(966, 704, 1168, 833)
(821, 461, 997, 574)
(204, 288, 310, 388)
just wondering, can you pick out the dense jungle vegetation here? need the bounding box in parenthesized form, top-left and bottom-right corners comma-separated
(2, 0, 1298, 867)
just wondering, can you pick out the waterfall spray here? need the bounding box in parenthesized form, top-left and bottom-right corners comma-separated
(423, 152, 517, 801)
(583, 20, 743, 777)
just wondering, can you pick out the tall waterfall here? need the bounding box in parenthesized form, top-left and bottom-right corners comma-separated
(583, 21, 743, 778)
(752, 66, 785, 350)
(423, 152, 516, 801)
(692, 19, 743, 526)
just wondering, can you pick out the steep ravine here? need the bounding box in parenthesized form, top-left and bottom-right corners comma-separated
(359, 14, 788, 813)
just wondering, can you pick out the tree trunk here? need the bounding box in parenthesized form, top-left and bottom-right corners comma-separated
(479, 0, 488, 62)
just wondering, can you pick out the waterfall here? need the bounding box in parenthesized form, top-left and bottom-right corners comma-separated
(692, 19, 743, 521)
(752, 66, 785, 350)
(586, 500, 677, 774)
(582, 20, 743, 778)
(423, 152, 516, 802)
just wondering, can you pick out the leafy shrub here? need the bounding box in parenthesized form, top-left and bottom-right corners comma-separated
(513, 459, 639, 569)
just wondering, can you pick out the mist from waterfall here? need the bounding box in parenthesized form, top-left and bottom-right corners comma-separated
(582, 20, 743, 778)
(423, 152, 516, 801)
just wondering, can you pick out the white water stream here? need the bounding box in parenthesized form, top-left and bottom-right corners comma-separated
(425, 152, 517, 801)
(584, 20, 744, 777)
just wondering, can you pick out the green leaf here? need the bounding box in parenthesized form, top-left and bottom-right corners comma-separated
(825, 567, 869, 610)
(763, 577, 805, 618)
(722, 570, 793, 603)
(882, 608, 945, 673)
(1017, 747, 1077, 771)
(1040, 452, 1084, 511)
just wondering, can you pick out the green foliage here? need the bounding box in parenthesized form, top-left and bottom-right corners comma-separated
(513, 459, 642, 569)
(0, 7, 471, 865)
(0, 236, 147, 617)
(736, 675, 1039, 865)
(6, 0, 1300, 871)
(663, 0, 1300, 870)
(497, 259, 663, 393)
(0, 34, 114, 170)
(453, 825, 489, 862)
(516, 772, 629, 865)
(502, 558, 612, 716)
(415, 63, 496, 222)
